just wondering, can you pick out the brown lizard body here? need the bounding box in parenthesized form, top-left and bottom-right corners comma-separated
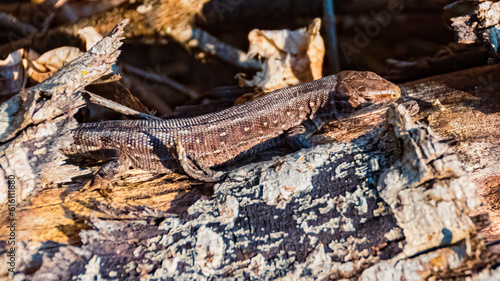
(63, 71, 400, 183)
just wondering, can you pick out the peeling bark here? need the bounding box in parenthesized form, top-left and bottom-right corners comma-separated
(451, 0, 500, 61)
(0, 20, 127, 205)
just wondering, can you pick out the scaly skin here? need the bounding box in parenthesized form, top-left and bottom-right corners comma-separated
(63, 71, 400, 182)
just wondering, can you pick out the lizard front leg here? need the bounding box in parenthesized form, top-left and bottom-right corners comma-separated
(284, 119, 322, 150)
(174, 140, 226, 182)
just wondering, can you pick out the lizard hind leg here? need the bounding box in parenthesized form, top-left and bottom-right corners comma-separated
(93, 158, 129, 191)
(174, 140, 225, 182)
(73, 157, 130, 200)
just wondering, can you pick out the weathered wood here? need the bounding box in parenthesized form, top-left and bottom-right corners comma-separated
(399, 65, 500, 183)
(0, 20, 127, 206)
(451, 0, 500, 60)
(399, 63, 500, 243)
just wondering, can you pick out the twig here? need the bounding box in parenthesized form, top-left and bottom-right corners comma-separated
(0, 12, 37, 36)
(82, 90, 162, 121)
(121, 63, 199, 99)
(188, 27, 262, 71)
(323, 0, 341, 74)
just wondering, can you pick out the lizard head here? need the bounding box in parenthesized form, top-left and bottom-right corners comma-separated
(334, 71, 400, 111)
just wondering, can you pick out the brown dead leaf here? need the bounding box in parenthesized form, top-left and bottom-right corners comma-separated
(28, 46, 83, 82)
(26, 26, 102, 83)
(33, 46, 82, 72)
(238, 18, 325, 92)
(0, 49, 26, 96)
(78, 26, 103, 50)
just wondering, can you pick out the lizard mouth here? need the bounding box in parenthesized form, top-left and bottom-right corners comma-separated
(335, 71, 401, 110)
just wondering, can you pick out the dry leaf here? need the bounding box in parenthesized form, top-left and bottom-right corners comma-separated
(238, 18, 325, 91)
(33, 46, 82, 72)
(28, 47, 83, 82)
(0, 49, 26, 96)
(78, 26, 103, 50)
(26, 26, 103, 84)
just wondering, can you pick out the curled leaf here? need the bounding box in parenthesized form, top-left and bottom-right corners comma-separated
(0, 49, 26, 96)
(239, 18, 325, 91)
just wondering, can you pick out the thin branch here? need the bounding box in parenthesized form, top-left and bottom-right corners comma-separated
(323, 0, 341, 74)
(0, 12, 37, 36)
(82, 90, 162, 121)
(189, 27, 262, 71)
(121, 63, 200, 100)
